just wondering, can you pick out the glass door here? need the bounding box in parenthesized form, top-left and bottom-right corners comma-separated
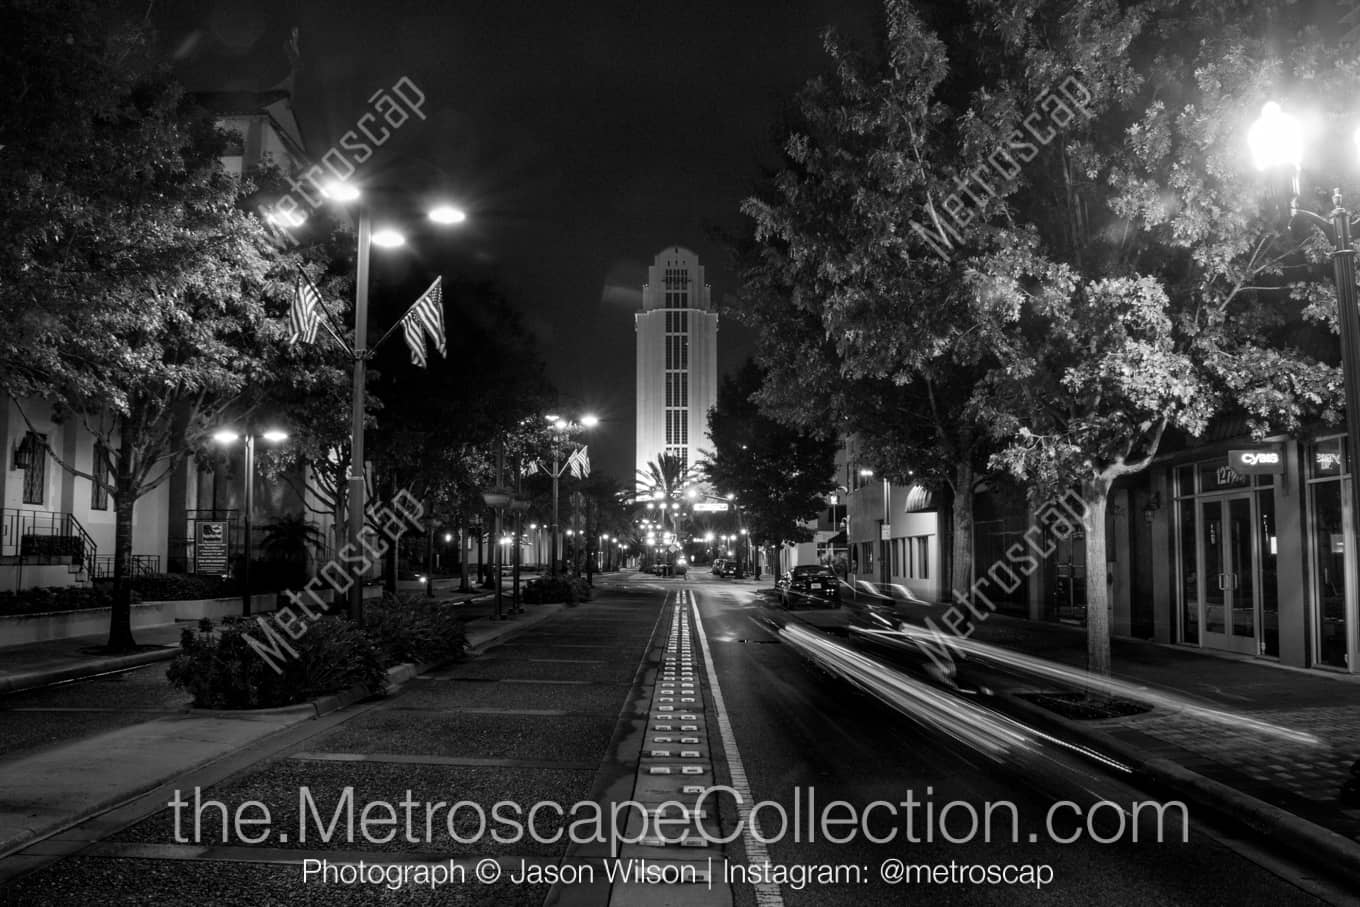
(1199, 494, 1260, 654)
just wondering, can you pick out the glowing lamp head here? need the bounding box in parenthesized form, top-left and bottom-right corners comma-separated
(371, 228, 406, 248)
(323, 181, 360, 202)
(427, 205, 467, 225)
(212, 430, 239, 445)
(1247, 101, 1303, 170)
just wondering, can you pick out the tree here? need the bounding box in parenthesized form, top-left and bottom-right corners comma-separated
(0, 8, 322, 650)
(953, 0, 1349, 674)
(732, 4, 1000, 602)
(738, 0, 1349, 676)
(703, 360, 837, 560)
(633, 453, 704, 536)
(369, 277, 553, 587)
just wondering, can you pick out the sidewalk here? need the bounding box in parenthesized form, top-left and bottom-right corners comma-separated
(773, 590, 1360, 887)
(0, 591, 555, 862)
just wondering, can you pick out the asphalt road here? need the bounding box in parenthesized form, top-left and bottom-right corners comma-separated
(0, 575, 1349, 905)
(686, 576, 1337, 906)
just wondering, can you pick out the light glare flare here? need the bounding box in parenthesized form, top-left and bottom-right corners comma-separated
(428, 204, 467, 225)
(323, 181, 360, 202)
(1247, 101, 1303, 170)
(371, 228, 406, 248)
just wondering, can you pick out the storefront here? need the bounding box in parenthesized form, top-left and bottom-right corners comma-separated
(1156, 437, 1356, 673)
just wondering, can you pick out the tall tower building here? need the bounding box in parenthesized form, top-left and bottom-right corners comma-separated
(635, 246, 718, 486)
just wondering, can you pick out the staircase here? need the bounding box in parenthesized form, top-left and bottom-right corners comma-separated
(1, 508, 98, 582)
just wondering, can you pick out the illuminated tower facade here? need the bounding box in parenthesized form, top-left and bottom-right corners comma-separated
(635, 246, 718, 486)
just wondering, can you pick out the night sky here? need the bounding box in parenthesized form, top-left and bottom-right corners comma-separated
(149, 0, 883, 480)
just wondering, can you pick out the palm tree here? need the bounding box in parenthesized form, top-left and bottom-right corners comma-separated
(633, 452, 703, 535)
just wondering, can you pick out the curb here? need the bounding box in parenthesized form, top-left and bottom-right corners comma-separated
(464, 603, 566, 653)
(0, 646, 179, 696)
(998, 692, 1360, 893)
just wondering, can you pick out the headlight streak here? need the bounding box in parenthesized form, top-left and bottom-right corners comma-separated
(854, 625, 1320, 747)
(779, 624, 1139, 781)
(780, 624, 1031, 759)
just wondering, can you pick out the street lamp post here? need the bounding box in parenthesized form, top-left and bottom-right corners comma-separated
(544, 413, 597, 577)
(213, 427, 287, 617)
(319, 183, 465, 622)
(1249, 103, 1360, 593)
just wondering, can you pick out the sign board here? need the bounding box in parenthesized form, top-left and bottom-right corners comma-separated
(195, 521, 229, 575)
(693, 502, 729, 512)
(1228, 447, 1285, 475)
(879, 524, 892, 540)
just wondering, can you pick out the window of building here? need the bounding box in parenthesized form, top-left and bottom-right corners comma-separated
(1307, 437, 1350, 669)
(91, 442, 110, 511)
(21, 431, 46, 505)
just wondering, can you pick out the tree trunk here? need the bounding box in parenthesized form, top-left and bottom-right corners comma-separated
(949, 459, 976, 604)
(1082, 477, 1112, 677)
(425, 523, 435, 597)
(458, 525, 470, 592)
(383, 478, 399, 595)
(107, 434, 138, 651)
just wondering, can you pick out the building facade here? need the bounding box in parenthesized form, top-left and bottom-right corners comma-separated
(635, 247, 719, 484)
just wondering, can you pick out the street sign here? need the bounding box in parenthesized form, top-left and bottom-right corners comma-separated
(1228, 447, 1285, 475)
(196, 521, 229, 574)
(879, 524, 891, 540)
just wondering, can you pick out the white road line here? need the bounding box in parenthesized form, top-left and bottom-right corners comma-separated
(688, 588, 786, 907)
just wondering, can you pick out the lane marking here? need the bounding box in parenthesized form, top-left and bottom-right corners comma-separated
(689, 587, 785, 907)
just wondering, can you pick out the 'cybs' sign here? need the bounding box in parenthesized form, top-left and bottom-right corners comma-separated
(1228, 447, 1285, 475)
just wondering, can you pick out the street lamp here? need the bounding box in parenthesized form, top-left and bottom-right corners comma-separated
(544, 413, 597, 577)
(324, 180, 466, 621)
(1249, 102, 1360, 582)
(212, 426, 288, 617)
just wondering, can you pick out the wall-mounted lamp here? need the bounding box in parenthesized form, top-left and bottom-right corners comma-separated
(1143, 492, 1162, 525)
(10, 433, 35, 470)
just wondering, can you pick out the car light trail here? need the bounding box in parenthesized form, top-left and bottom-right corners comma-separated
(854, 625, 1321, 747)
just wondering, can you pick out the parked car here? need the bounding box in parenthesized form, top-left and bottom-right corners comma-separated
(715, 560, 739, 578)
(779, 564, 840, 608)
(710, 559, 727, 575)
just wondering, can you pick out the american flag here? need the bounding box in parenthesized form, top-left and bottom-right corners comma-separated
(567, 445, 590, 479)
(401, 277, 446, 368)
(288, 277, 322, 345)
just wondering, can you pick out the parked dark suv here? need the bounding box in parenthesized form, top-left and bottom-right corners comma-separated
(778, 564, 840, 608)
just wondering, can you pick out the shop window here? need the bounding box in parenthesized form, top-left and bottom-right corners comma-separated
(1310, 478, 1349, 668)
(1179, 498, 1198, 644)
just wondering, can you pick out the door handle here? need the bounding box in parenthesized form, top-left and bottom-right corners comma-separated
(1217, 573, 1225, 591)
(1231, 572, 1239, 590)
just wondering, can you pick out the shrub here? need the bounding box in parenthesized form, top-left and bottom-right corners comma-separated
(166, 615, 386, 709)
(133, 573, 235, 602)
(0, 584, 126, 616)
(364, 593, 467, 667)
(522, 576, 591, 605)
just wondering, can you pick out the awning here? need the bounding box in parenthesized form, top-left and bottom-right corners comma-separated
(826, 530, 847, 544)
(903, 484, 935, 512)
